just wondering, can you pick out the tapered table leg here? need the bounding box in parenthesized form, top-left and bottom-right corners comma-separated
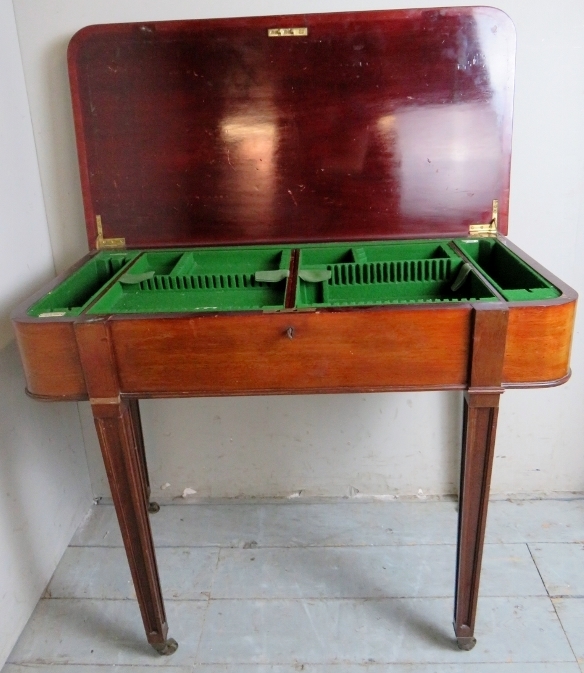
(453, 302, 508, 650)
(454, 390, 501, 650)
(75, 321, 176, 654)
(91, 399, 177, 654)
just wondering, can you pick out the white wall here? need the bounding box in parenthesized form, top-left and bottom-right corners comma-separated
(0, 0, 93, 666)
(12, 0, 584, 501)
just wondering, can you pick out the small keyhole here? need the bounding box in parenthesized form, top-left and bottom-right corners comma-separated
(286, 326, 294, 339)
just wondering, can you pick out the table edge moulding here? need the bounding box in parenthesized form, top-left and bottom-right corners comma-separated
(11, 6, 577, 655)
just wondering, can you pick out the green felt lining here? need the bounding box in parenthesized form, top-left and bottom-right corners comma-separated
(27, 251, 139, 317)
(455, 239, 561, 301)
(295, 242, 497, 307)
(298, 241, 457, 267)
(88, 247, 292, 314)
(26, 239, 561, 317)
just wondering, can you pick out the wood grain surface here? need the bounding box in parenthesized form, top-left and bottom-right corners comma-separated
(13, 321, 87, 399)
(109, 306, 472, 395)
(454, 303, 508, 644)
(68, 8, 514, 249)
(503, 301, 576, 385)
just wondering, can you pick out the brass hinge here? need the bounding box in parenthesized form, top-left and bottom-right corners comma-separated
(95, 215, 126, 250)
(268, 27, 308, 37)
(469, 200, 499, 238)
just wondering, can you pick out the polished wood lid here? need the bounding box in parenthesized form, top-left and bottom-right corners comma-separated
(68, 7, 515, 250)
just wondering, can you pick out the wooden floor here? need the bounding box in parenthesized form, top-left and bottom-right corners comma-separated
(4, 498, 584, 672)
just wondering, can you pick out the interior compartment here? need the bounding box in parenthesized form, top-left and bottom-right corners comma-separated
(27, 251, 138, 317)
(87, 247, 292, 314)
(455, 239, 561, 301)
(296, 241, 496, 307)
(299, 241, 454, 267)
(29, 240, 563, 318)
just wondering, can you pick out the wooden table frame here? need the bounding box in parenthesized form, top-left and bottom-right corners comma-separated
(10, 6, 578, 656)
(81, 303, 507, 654)
(12, 237, 576, 654)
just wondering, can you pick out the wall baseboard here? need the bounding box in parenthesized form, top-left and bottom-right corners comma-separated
(93, 490, 584, 507)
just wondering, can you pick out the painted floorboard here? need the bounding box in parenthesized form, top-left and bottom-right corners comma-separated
(486, 501, 584, 545)
(197, 597, 573, 665)
(529, 543, 584, 596)
(71, 502, 459, 548)
(47, 543, 544, 601)
(70, 500, 584, 549)
(6, 599, 206, 667)
(4, 500, 584, 671)
(211, 544, 544, 599)
(46, 547, 219, 600)
(3, 663, 582, 672)
(552, 597, 584, 664)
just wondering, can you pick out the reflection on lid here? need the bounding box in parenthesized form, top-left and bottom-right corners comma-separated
(390, 102, 501, 221)
(220, 111, 278, 224)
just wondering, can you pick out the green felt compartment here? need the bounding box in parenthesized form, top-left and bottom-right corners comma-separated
(27, 251, 138, 317)
(27, 239, 561, 318)
(296, 241, 496, 307)
(455, 239, 561, 301)
(299, 241, 457, 266)
(87, 247, 292, 314)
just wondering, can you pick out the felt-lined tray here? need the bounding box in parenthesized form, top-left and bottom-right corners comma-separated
(26, 239, 561, 317)
(296, 241, 497, 307)
(87, 248, 292, 314)
(455, 239, 561, 301)
(27, 251, 139, 317)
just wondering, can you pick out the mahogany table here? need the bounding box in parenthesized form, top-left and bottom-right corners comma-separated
(12, 7, 576, 655)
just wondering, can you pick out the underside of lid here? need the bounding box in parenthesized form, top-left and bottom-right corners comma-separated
(67, 7, 515, 250)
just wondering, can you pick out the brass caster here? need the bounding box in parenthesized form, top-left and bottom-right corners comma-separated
(148, 501, 160, 514)
(457, 636, 477, 651)
(152, 638, 178, 655)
